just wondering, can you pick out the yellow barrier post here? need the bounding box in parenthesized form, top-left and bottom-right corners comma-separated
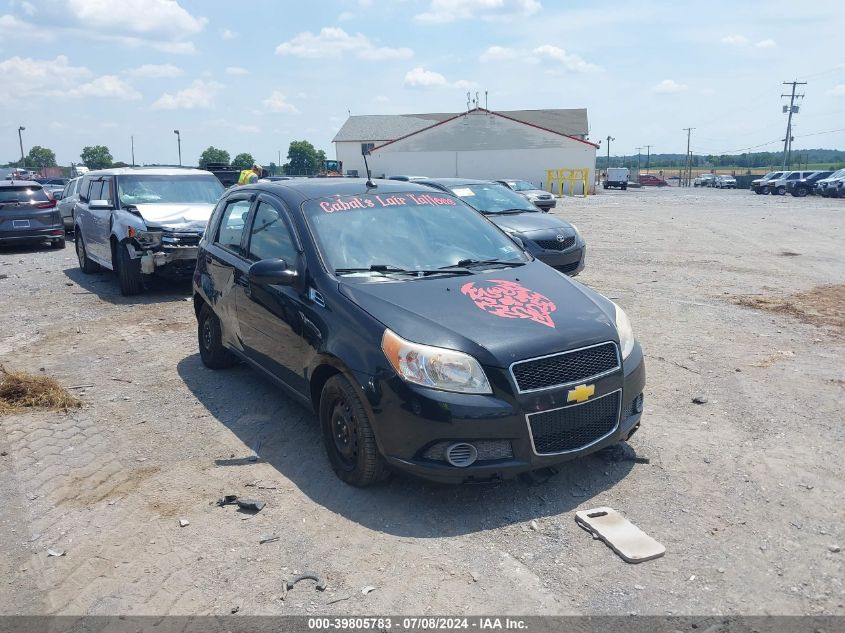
(544, 167, 591, 197)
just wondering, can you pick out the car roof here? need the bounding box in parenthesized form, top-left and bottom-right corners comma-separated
(0, 180, 43, 188)
(414, 177, 496, 187)
(238, 177, 451, 203)
(82, 167, 213, 177)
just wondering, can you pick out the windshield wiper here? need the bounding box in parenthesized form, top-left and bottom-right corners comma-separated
(335, 264, 473, 277)
(442, 258, 526, 269)
(485, 208, 533, 214)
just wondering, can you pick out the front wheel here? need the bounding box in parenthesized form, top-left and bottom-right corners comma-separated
(775, 186, 786, 196)
(114, 241, 144, 296)
(320, 374, 388, 487)
(793, 187, 808, 198)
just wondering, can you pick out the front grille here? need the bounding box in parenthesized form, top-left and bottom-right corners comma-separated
(528, 391, 620, 454)
(161, 231, 201, 248)
(511, 342, 620, 393)
(535, 236, 575, 251)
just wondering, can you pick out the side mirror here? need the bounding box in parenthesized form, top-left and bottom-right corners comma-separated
(89, 199, 112, 210)
(53, 191, 64, 200)
(248, 258, 297, 286)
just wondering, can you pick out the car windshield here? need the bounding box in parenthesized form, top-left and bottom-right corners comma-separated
(117, 175, 224, 205)
(0, 185, 49, 203)
(829, 169, 845, 179)
(507, 180, 537, 191)
(304, 192, 528, 275)
(448, 183, 537, 214)
(766, 172, 784, 180)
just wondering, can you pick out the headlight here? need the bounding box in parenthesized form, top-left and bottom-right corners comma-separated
(613, 302, 635, 359)
(133, 229, 162, 246)
(381, 329, 491, 394)
(570, 224, 582, 239)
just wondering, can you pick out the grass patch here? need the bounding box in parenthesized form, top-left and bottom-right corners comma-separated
(0, 366, 82, 414)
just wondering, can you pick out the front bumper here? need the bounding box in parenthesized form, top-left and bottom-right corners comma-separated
(130, 231, 202, 275)
(533, 244, 586, 276)
(365, 343, 646, 484)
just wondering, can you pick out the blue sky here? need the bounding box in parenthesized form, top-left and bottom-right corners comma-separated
(1, 0, 843, 166)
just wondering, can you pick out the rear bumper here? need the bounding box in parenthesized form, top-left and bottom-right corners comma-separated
(369, 344, 646, 484)
(0, 227, 65, 243)
(533, 199, 556, 210)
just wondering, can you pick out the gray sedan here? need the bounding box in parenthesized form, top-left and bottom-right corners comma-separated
(0, 181, 66, 249)
(495, 179, 556, 211)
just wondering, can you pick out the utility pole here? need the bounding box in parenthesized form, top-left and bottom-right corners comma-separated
(781, 80, 805, 170)
(683, 128, 694, 186)
(173, 129, 182, 166)
(18, 126, 26, 166)
(131, 135, 135, 167)
(635, 147, 642, 176)
(645, 145, 652, 174)
(605, 135, 615, 170)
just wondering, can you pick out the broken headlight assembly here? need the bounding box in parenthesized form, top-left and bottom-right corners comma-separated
(128, 227, 162, 248)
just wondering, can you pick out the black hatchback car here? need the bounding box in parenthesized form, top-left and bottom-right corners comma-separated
(193, 180, 645, 486)
(0, 181, 65, 249)
(417, 178, 585, 276)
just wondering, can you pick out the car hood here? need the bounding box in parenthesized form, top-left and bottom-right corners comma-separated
(520, 189, 553, 197)
(485, 212, 573, 235)
(338, 262, 618, 368)
(135, 203, 215, 232)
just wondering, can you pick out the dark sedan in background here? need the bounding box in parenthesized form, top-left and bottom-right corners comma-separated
(418, 178, 585, 276)
(0, 181, 65, 249)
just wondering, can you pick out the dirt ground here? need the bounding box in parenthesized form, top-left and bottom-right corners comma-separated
(0, 187, 842, 616)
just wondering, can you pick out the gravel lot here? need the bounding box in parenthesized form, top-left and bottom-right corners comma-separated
(0, 187, 842, 616)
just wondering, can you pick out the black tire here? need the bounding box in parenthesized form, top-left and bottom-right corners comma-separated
(753, 189, 762, 195)
(51, 238, 66, 250)
(775, 186, 786, 196)
(75, 229, 100, 273)
(197, 303, 237, 369)
(793, 187, 808, 198)
(621, 184, 627, 190)
(603, 183, 608, 189)
(114, 240, 143, 296)
(320, 374, 388, 487)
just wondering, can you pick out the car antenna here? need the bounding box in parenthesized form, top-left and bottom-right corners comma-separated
(362, 148, 376, 188)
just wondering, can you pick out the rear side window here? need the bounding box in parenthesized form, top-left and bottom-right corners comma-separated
(0, 186, 49, 203)
(88, 179, 104, 201)
(78, 176, 91, 201)
(215, 199, 251, 252)
(247, 201, 297, 263)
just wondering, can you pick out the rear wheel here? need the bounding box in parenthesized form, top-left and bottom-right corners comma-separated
(320, 374, 388, 487)
(75, 230, 100, 273)
(197, 303, 237, 369)
(775, 186, 786, 196)
(51, 238, 66, 249)
(114, 241, 144, 296)
(793, 186, 808, 198)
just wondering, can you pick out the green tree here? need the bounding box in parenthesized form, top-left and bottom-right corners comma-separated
(26, 146, 57, 171)
(283, 140, 325, 175)
(198, 146, 230, 169)
(80, 145, 113, 170)
(231, 152, 255, 170)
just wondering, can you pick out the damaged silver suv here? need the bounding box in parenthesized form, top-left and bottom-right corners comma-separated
(74, 168, 224, 295)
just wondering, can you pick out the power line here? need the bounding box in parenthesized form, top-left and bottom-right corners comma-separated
(781, 80, 806, 169)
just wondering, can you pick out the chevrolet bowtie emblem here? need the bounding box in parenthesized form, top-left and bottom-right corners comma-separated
(567, 384, 595, 403)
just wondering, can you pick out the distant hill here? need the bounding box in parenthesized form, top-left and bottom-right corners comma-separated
(598, 148, 845, 170)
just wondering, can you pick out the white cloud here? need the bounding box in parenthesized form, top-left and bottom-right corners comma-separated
(127, 63, 183, 78)
(755, 39, 776, 48)
(653, 79, 688, 94)
(720, 34, 748, 46)
(18, 1, 36, 16)
(0, 55, 90, 103)
(404, 67, 448, 87)
(276, 27, 412, 61)
(827, 84, 845, 96)
(70, 75, 142, 100)
(221, 28, 237, 40)
(225, 66, 249, 76)
(152, 80, 220, 110)
(67, 0, 205, 37)
(416, 0, 541, 24)
(531, 45, 601, 72)
(480, 46, 518, 62)
(237, 124, 260, 133)
(263, 91, 299, 113)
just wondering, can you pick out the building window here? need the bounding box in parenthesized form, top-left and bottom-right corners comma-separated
(361, 143, 375, 155)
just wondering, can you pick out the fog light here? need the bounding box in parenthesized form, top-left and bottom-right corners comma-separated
(446, 443, 478, 468)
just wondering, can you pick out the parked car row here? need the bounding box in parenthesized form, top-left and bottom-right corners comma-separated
(750, 169, 845, 197)
(2, 166, 646, 487)
(693, 174, 736, 188)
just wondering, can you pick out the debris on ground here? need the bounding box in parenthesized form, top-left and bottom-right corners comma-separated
(230, 605, 240, 614)
(692, 395, 708, 404)
(259, 533, 280, 544)
(327, 595, 352, 605)
(0, 366, 81, 414)
(285, 572, 327, 592)
(529, 520, 540, 531)
(829, 545, 841, 553)
(216, 495, 264, 512)
(470, 571, 480, 582)
(178, 518, 190, 527)
(47, 549, 66, 557)
(361, 585, 376, 595)
(575, 507, 665, 564)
